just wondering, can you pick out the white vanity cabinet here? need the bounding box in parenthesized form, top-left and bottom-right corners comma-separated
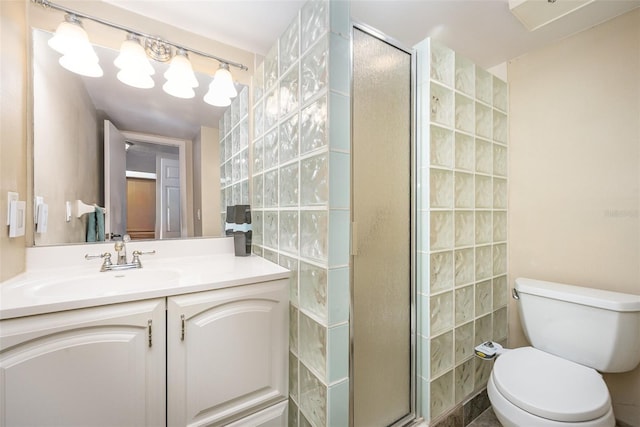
(167, 279, 289, 427)
(1, 238, 290, 427)
(0, 298, 167, 427)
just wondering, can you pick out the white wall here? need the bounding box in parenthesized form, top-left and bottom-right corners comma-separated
(508, 8, 640, 425)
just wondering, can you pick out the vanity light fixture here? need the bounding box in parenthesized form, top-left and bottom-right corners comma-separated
(35, 0, 247, 102)
(48, 14, 103, 77)
(163, 49, 199, 99)
(114, 33, 155, 89)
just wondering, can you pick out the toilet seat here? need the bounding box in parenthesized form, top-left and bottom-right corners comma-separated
(492, 347, 611, 422)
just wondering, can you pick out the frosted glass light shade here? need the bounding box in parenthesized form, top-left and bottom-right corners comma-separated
(48, 15, 93, 56)
(114, 36, 155, 76)
(164, 50, 198, 89)
(114, 35, 154, 89)
(49, 15, 102, 77)
(204, 63, 238, 106)
(204, 80, 231, 107)
(213, 64, 238, 98)
(162, 80, 195, 99)
(117, 69, 154, 89)
(59, 49, 103, 77)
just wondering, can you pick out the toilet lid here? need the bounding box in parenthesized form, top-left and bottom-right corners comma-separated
(492, 347, 611, 422)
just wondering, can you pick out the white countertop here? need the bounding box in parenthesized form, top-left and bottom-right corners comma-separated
(1, 238, 290, 320)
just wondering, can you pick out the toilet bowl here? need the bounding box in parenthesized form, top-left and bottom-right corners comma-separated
(487, 347, 615, 427)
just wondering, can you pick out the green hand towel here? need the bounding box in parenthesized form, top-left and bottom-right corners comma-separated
(86, 210, 97, 242)
(96, 206, 105, 241)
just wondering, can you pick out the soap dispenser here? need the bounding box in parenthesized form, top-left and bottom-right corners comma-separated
(225, 205, 252, 256)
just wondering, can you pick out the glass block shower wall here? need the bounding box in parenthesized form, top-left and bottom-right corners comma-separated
(415, 39, 509, 422)
(219, 85, 250, 227)
(250, 0, 351, 426)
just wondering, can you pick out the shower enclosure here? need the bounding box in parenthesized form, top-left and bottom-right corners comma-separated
(351, 25, 416, 427)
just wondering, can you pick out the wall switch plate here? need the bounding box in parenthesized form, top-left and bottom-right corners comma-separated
(8, 200, 26, 238)
(6, 192, 18, 225)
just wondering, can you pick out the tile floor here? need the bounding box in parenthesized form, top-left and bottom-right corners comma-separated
(467, 408, 501, 427)
(466, 408, 630, 427)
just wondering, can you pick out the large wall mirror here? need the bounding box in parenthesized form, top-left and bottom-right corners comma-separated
(30, 8, 253, 247)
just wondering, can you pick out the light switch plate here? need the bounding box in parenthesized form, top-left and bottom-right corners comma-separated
(6, 192, 18, 225)
(9, 200, 26, 238)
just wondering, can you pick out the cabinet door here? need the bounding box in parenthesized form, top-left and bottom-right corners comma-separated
(225, 400, 288, 427)
(0, 299, 166, 427)
(167, 280, 288, 427)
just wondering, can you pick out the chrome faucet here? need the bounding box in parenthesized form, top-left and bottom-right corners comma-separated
(114, 235, 130, 265)
(85, 234, 156, 272)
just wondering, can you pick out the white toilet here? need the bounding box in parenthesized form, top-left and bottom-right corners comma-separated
(487, 277, 640, 427)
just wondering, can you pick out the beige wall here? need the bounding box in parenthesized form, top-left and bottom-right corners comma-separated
(0, 0, 28, 281)
(508, 8, 640, 426)
(192, 126, 221, 237)
(199, 126, 221, 237)
(32, 29, 101, 245)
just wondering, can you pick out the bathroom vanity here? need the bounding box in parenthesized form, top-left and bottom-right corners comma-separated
(0, 238, 290, 427)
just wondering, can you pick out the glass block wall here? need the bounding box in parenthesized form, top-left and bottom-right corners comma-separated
(219, 85, 250, 227)
(415, 39, 509, 422)
(250, 0, 351, 425)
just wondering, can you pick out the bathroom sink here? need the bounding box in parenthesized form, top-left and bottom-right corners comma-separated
(24, 268, 182, 299)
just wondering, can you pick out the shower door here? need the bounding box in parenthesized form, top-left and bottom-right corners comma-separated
(351, 26, 415, 427)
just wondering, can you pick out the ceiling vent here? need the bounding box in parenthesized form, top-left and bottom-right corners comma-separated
(509, 0, 596, 31)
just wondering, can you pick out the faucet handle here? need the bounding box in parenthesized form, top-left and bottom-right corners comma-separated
(85, 252, 113, 272)
(132, 250, 155, 268)
(85, 252, 111, 260)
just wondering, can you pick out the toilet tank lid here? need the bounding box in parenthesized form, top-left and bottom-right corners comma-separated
(515, 278, 640, 312)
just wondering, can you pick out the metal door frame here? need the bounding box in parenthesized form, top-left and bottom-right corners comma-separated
(349, 21, 418, 427)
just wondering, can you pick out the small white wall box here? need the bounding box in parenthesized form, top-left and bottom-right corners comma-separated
(9, 200, 26, 238)
(34, 196, 43, 222)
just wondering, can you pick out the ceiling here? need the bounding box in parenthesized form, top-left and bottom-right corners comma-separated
(73, 0, 638, 139)
(103, 0, 640, 70)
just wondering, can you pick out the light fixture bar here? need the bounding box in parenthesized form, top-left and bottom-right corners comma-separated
(33, 0, 249, 71)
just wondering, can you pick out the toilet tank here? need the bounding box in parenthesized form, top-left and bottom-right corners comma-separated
(515, 277, 640, 373)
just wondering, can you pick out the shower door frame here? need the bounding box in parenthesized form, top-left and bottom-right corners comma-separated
(349, 22, 418, 427)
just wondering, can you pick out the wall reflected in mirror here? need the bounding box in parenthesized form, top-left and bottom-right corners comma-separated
(31, 28, 249, 246)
